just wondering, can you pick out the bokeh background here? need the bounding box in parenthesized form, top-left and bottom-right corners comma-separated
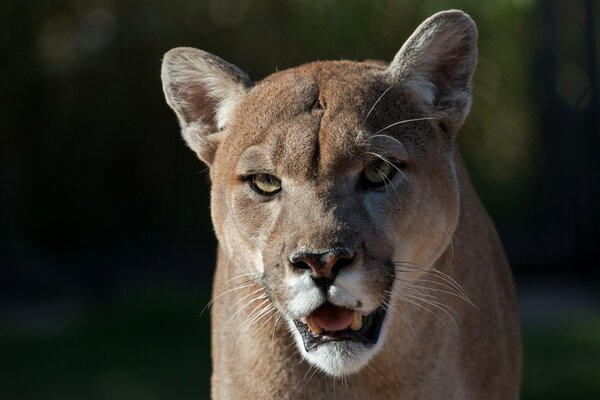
(1, 0, 599, 398)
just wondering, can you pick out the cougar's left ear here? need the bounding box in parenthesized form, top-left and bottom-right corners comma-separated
(388, 10, 478, 136)
(161, 47, 253, 165)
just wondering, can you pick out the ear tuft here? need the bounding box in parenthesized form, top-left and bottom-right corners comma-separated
(161, 47, 252, 165)
(388, 10, 478, 135)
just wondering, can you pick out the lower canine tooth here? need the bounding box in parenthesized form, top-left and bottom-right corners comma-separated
(306, 316, 323, 335)
(350, 311, 363, 331)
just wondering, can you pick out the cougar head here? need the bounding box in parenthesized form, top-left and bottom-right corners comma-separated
(162, 10, 477, 376)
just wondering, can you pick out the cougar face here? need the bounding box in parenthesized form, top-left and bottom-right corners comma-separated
(162, 10, 475, 377)
(206, 62, 460, 375)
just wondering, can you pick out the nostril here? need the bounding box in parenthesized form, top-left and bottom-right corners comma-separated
(290, 252, 326, 275)
(291, 259, 312, 271)
(330, 253, 354, 277)
(290, 248, 355, 278)
(334, 254, 354, 269)
(291, 252, 312, 267)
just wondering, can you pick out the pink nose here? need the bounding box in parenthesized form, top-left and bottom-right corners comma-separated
(289, 247, 355, 279)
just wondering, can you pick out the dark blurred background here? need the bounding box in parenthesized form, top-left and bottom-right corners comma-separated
(1, 0, 599, 398)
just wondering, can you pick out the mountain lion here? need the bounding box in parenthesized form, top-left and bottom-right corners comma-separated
(161, 10, 521, 399)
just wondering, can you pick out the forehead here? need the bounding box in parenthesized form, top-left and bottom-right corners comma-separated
(224, 61, 425, 179)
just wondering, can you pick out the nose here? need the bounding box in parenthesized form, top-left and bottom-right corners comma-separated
(290, 247, 355, 280)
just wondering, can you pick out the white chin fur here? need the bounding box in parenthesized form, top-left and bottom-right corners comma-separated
(286, 319, 385, 377)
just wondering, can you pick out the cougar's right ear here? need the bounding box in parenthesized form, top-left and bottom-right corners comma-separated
(161, 47, 253, 165)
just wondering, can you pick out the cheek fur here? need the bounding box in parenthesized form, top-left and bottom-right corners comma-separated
(229, 188, 282, 243)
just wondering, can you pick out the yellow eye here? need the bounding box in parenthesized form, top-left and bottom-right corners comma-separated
(362, 160, 395, 187)
(250, 174, 282, 195)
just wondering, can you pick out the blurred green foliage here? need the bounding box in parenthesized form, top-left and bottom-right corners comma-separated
(522, 313, 600, 399)
(0, 285, 212, 400)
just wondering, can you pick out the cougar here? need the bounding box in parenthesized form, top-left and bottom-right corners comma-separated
(161, 10, 522, 399)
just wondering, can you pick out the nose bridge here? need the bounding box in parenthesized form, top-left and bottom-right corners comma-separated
(288, 186, 340, 240)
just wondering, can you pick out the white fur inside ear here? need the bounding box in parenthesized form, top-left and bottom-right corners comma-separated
(215, 94, 242, 130)
(196, 65, 248, 130)
(386, 10, 477, 133)
(161, 47, 252, 163)
(163, 48, 250, 129)
(163, 48, 249, 125)
(405, 75, 437, 105)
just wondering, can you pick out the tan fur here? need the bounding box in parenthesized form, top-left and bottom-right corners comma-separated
(162, 10, 521, 399)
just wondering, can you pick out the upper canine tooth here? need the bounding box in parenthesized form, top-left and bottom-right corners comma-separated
(306, 315, 323, 335)
(350, 311, 362, 331)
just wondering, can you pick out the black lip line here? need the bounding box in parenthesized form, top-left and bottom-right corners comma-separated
(293, 306, 387, 352)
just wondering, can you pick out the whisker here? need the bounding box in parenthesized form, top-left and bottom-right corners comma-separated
(235, 299, 273, 335)
(270, 314, 283, 355)
(303, 364, 315, 382)
(376, 166, 397, 195)
(224, 254, 231, 284)
(441, 224, 455, 272)
(377, 168, 389, 196)
(398, 288, 458, 315)
(396, 277, 477, 308)
(372, 117, 436, 136)
(232, 304, 273, 357)
(393, 262, 470, 300)
(305, 363, 321, 384)
(233, 301, 275, 349)
(364, 362, 385, 386)
(393, 293, 450, 328)
(220, 294, 267, 340)
(236, 305, 276, 348)
(396, 292, 458, 329)
(200, 282, 254, 316)
(372, 167, 391, 196)
(396, 272, 471, 297)
(380, 297, 417, 337)
(367, 133, 405, 146)
(222, 272, 260, 287)
(396, 274, 462, 294)
(393, 282, 441, 300)
(364, 85, 393, 122)
(246, 305, 277, 335)
(226, 286, 266, 314)
(366, 151, 408, 181)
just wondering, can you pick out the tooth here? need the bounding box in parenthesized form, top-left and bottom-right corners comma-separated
(350, 311, 362, 331)
(306, 316, 323, 335)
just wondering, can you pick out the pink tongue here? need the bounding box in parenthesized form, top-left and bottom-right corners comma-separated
(311, 303, 353, 332)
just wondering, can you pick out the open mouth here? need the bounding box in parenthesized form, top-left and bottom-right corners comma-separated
(293, 302, 387, 352)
